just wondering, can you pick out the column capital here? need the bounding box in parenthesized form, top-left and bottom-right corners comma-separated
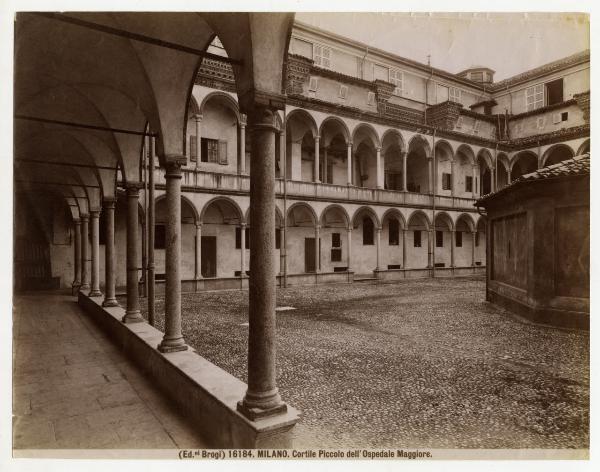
(165, 161, 183, 178)
(248, 105, 279, 133)
(194, 113, 203, 122)
(80, 213, 89, 221)
(376, 226, 382, 232)
(315, 224, 321, 231)
(162, 153, 187, 168)
(347, 226, 353, 232)
(89, 209, 101, 217)
(375, 146, 382, 152)
(240, 222, 247, 228)
(347, 141, 353, 148)
(103, 197, 116, 209)
(195, 222, 203, 229)
(314, 135, 320, 142)
(125, 184, 140, 197)
(73, 218, 81, 225)
(239, 113, 247, 127)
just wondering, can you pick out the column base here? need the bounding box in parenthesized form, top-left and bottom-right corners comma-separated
(89, 290, 103, 297)
(102, 298, 120, 307)
(79, 284, 90, 291)
(157, 338, 188, 353)
(122, 311, 144, 323)
(237, 399, 288, 421)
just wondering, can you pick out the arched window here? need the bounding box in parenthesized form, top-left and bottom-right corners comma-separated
(363, 217, 374, 245)
(388, 218, 399, 245)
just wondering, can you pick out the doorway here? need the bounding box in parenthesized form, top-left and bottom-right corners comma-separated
(201, 236, 217, 277)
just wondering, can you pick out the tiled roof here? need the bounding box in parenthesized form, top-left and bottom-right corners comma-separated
(476, 153, 589, 205)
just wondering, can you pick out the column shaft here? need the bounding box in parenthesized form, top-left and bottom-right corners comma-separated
(347, 227, 352, 271)
(314, 225, 320, 273)
(72, 220, 81, 289)
(376, 147, 383, 189)
(347, 144, 353, 185)
(451, 230, 456, 268)
(122, 186, 143, 323)
(195, 114, 202, 169)
(158, 163, 187, 352)
(402, 229, 407, 269)
(427, 229, 433, 268)
(428, 158, 433, 194)
(450, 160, 456, 197)
(89, 211, 102, 296)
(148, 137, 156, 327)
(240, 223, 246, 277)
(195, 224, 202, 279)
(375, 227, 381, 270)
(472, 165, 477, 199)
(102, 199, 118, 307)
(80, 215, 90, 290)
(238, 106, 286, 419)
(314, 136, 320, 183)
(323, 148, 328, 183)
(471, 231, 476, 266)
(401, 152, 407, 191)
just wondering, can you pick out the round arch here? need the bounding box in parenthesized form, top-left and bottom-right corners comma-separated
(319, 204, 350, 228)
(319, 116, 351, 145)
(577, 139, 590, 155)
(477, 149, 493, 170)
(200, 196, 244, 224)
(352, 206, 381, 229)
(407, 210, 431, 230)
(155, 194, 199, 224)
(285, 108, 319, 139)
(408, 134, 431, 156)
(244, 206, 284, 227)
(199, 91, 241, 123)
(456, 144, 476, 165)
(286, 202, 318, 226)
(352, 123, 381, 149)
(381, 208, 406, 229)
(381, 129, 406, 153)
(455, 213, 476, 232)
(434, 211, 454, 231)
(541, 144, 575, 167)
(511, 151, 538, 180)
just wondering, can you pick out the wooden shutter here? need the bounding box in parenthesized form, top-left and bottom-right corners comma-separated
(218, 140, 228, 165)
(190, 135, 197, 162)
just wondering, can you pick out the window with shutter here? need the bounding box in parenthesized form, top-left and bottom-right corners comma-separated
(449, 87, 462, 104)
(526, 84, 544, 111)
(202, 138, 219, 163)
(442, 173, 452, 190)
(190, 135, 197, 162)
(388, 218, 399, 246)
(436, 230, 444, 248)
(218, 140, 228, 165)
(390, 69, 403, 95)
(466, 176, 473, 192)
(313, 44, 331, 69)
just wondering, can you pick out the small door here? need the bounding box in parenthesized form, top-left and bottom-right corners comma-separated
(305, 238, 316, 273)
(201, 236, 217, 278)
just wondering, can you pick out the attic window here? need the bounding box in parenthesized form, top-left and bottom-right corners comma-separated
(470, 71, 483, 82)
(546, 78, 564, 106)
(313, 44, 331, 69)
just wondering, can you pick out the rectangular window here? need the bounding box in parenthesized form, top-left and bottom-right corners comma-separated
(332, 232, 341, 248)
(308, 76, 319, 92)
(276, 228, 281, 250)
(456, 231, 463, 247)
(363, 219, 374, 245)
(201, 137, 219, 163)
(526, 84, 544, 111)
(561, 111, 569, 122)
(466, 176, 473, 192)
(546, 78, 564, 106)
(313, 44, 331, 69)
(473, 120, 481, 134)
(189, 135, 197, 162)
(245, 228, 250, 249)
(413, 230, 421, 248)
(388, 219, 399, 246)
(442, 173, 452, 190)
(436, 230, 444, 248)
(154, 224, 166, 249)
(470, 71, 483, 82)
(373, 63, 389, 82)
(390, 69, 403, 95)
(331, 233, 342, 262)
(449, 87, 462, 103)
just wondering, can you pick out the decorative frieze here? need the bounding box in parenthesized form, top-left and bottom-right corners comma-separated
(374, 79, 396, 116)
(573, 91, 590, 123)
(285, 54, 313, 95)
(425, 101, 463, 130)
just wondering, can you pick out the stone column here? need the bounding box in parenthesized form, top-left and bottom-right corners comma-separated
(314, 224, 320, 273)
(72, 219, 81, 290)
(450, 160, 456, 197)
(80, 215, 90, 291)
(238, 105, 287, 420)
(401, 152, 407, 191)
(375, 226, 382, 270)
(195, 114, 202, 169)
(278, 130, 285, 180)
(314, 136, 320, 183)
(402, 228, 407, 269)
(472, 165, 478, 198)
(239, 114, 247, 174)
(240, 222, 246, 277)
(323, 147, 328, 184)
(158, 162, 188, 352)
(102, 198, 118, 307)
(471, 231, 477, 266)
(148, 137, 156, 327)
(427, 229, 433, 268)
(450, 230, 456, 268)
(122, 185, 143, 323)
(347, 226, 352, 271)
(195, 223, 202, 279)
(376, 147, 383, 189)
(427, 156, 433, 194)
(347, 143, 353, 186)
(89, 210, 102, 297)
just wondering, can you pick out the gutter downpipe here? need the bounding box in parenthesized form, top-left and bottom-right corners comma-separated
(431, 128, 436, 278)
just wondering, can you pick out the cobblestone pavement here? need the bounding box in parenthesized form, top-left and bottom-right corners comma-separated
(132, 276, 589, 449)
(13, 293, 206, 450)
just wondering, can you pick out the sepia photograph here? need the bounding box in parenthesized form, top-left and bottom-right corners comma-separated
(2, 0, 595, 468)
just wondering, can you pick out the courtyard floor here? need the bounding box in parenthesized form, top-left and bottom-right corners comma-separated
(129, 276, 589, 449)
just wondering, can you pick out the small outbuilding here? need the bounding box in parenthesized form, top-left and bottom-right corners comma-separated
(476, 154, 589, 329)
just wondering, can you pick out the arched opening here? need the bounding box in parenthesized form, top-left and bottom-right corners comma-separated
(382, 210, 405, 269)
(287, 203, 318, 274)
(285, 110, 318, 182)
(155, 197, 199, 280)
(477, 150, 493, 196)
(406, 136, 430, 193)
(497, 154, 510, 189)
(320, 118, 351, 185)
(406, 211, 430, 269)
(353, 124, 380, 188)
(382, 130, 405, 191)
(543, 144, 574, 167)
(320, 205, 350, 272)
(435, 141, 453, 196)
(475, 217, 487, 266)
(577, 139, 590, 155)
(511, 151, 538, 180)
(433, 212, 453, 268)
(352, 207, 379, 274)
(199, 198, 242, 278)
(455, 145, 475, 198)
(455, 214, 475, 267)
